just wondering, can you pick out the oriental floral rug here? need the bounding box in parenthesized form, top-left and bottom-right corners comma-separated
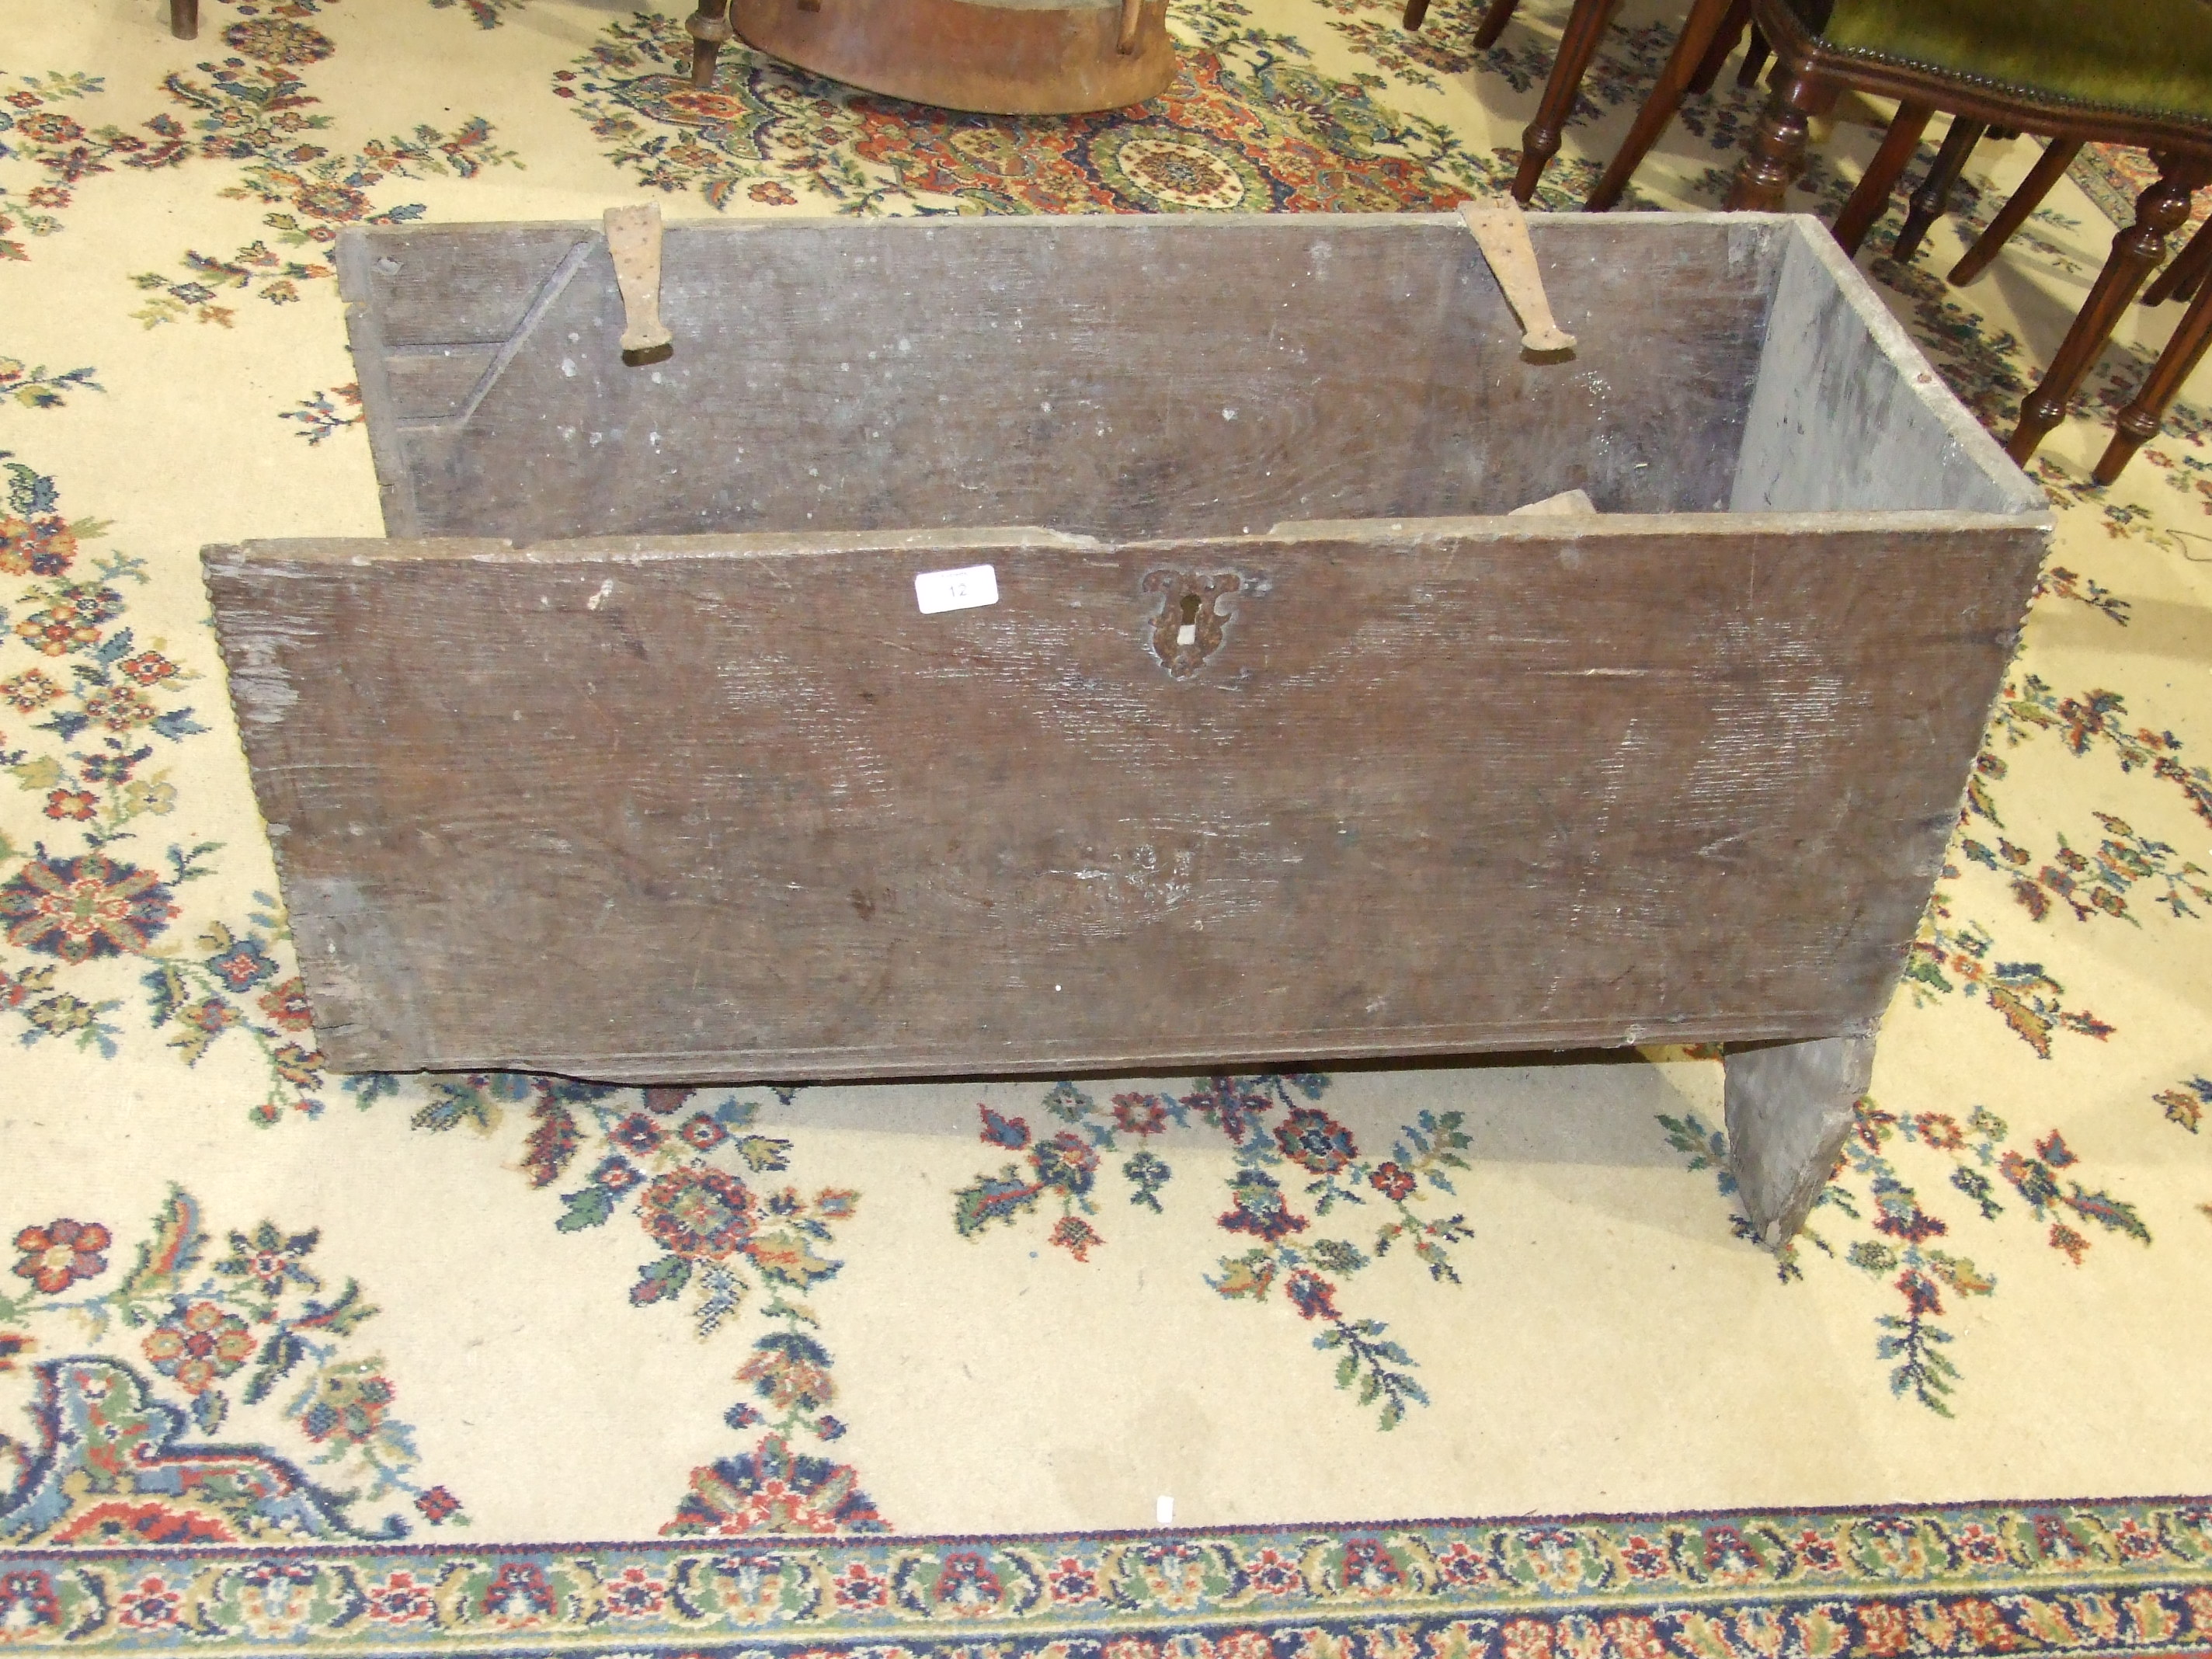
(4, 0, 2212, 1653)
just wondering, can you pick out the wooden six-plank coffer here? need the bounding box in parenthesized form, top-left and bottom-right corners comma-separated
(204, 211, 2050, 1244)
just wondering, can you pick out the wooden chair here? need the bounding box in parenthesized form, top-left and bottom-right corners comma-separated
(169, 0, 196, 36)
(1588, 0, 2212, 478)
(1949, 149, 2212, 482)
(1399, 0, 1768, 203)
(1948, 140, 2212, 308)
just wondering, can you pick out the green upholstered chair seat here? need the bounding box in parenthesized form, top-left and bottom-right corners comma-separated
(1783, 0, 2212, 126)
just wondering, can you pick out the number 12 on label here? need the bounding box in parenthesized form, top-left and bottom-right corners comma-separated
(914, 564, 1000, 615)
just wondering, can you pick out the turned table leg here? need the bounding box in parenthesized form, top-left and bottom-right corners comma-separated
(1724, 1033, 1873, 1248)
(687, 0, 733, 89)
(2008, 151, 2210, 465)
(1724, 64, 1825, 212)
(1512, 0, 1621, 204)
(2094, 271, 2212, 483)
(169, 0, 197, 38)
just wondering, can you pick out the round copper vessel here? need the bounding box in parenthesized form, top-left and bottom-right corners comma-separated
(731, 0, 1177, 116)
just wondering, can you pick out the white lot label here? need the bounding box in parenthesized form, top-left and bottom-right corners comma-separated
(914, 564, 998, 614)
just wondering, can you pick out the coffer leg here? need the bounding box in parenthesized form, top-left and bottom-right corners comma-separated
(1723, 1032, 1873, 1249)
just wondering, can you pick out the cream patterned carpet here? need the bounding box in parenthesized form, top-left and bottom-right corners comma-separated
(3, 0, 2212, 1651)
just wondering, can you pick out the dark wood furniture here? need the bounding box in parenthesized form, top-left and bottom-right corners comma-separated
(1950, 153, 2212, 482)
(1589, 0, 2212, 478)
(1401, 0, 1770, 203)
(169, 0, 196, 37)
(1949, 144, 2212, 304)
(683, 0, 1174, 114)
(206, 210, 2047, 1248)
(2095, 229, 2212, 481)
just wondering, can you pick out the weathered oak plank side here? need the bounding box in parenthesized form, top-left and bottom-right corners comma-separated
(205, 515, 2043, 1081)
(1731, 220, 2047, 517)
(347, 224, 597, 346)
(338, 215, 1789, 547)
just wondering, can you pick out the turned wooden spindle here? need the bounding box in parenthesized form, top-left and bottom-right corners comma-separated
(2095, 272, 2212, 483)
(1513, 0, 1624, 203)
(2007, 152, 2210, 464)
(1891, 118, 1985, 263)
(687, 0, 733, 88)
(1726, 66, 1826, 212)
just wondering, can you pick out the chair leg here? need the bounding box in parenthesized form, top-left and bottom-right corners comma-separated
(1469, 0, 1519, 47)
(1949, 137, 2082, 286)
(1585, 0, 1742, 212)
(2095, 271, 2212, 483)
(1683, 0, 1752, 96)
(169, 0, 197, 38)
(1725, 63, 1826, 212)
(1892, 117, 1986, 263)
(687, 0, 732, 88)
(1403, 0, 1433, 33)
(1831, 103, 1933, 257)
(1512, 0, 1622, 204)
(1735, 22, 1769, 86)
(2146, 214, 2212, 306)
(2096, 270, 2212, 484)
(2009, 151, 2212, 465)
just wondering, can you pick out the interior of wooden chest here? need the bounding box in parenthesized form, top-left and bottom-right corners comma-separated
(342, 212, 2037, 548)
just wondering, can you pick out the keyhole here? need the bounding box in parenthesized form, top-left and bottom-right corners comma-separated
(1176, 592, 1200, 648)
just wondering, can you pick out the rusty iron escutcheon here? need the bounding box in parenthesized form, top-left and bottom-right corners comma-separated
(1141, 569, 1242, 678)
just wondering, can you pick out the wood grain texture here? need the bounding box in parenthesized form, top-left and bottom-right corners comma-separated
(1731, 222, 2043, 516)
(207, 513, 2043, 1081)
(229, 211, 2052, 1090)
(339, 214, 1791, 546)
